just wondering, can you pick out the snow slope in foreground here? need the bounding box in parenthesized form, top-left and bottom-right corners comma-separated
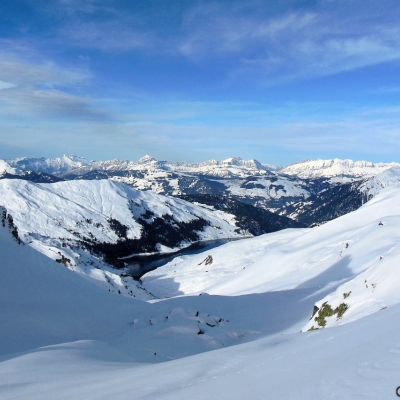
(0, 221, 325, 362)
(143, 183, 400, 330)
(1, 290, 399, 399)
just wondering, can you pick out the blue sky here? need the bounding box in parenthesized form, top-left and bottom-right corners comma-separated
(1, 0, 400, 165)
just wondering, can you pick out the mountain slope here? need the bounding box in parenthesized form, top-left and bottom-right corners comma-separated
(280, 158, 400, 178)
(178, 194, 304, 234)
(0, 216, 151, 356)
(0, 215, 300, 363)
(358, 166, 400, 200)
(0, 179, 252, 296)
(143, 183, 400, 330)
(0, 160, 18, 176)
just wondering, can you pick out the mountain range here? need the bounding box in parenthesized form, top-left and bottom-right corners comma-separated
(3, 154, 400, 227)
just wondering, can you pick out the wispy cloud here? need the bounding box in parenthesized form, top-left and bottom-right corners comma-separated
(16, 1, 400, 84)
(177, 1, 400, 83)
(0, 81, 15, 90)
(1, 86, 108, 120)
(0, 55, 109, 120)
(0, 54, 88, 86)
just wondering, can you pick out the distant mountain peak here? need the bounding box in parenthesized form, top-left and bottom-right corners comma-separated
(138, 155, 156, 163)
(221, 157, 266, 169)
(62, 154, 89, 163)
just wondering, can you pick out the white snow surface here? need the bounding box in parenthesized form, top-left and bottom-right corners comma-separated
(280, 158, 400, 178)
(142, 229, 308, 298)
(1, 200, 400, 398)
(0, 160, 18, 176)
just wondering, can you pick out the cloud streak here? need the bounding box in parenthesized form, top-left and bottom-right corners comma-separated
(0, 55, 109, 120)
(177, 1, 400, 83)
(14, 1, 400, 84)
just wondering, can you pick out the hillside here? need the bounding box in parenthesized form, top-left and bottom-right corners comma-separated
(143, 183, 400, 330)
(0, 179, 261, 298)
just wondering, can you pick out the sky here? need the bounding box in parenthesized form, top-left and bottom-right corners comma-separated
(0, 0, 400, 165)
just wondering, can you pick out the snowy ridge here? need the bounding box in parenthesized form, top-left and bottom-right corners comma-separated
(279, 158, 400, 178)
(358, 166, 400, 200)
(64, 155, 273, 179)
(170, 157, 273, 177)
(0, 160, 18, 176)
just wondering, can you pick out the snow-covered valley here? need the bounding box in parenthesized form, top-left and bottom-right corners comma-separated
(2, 157, 400, 398)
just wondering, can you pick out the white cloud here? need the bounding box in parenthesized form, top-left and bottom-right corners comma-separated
(0, 81, 15, 90)
(177, 1, 400, 83)
(0, 55, 109, 120)
(0, 54, 89, 86)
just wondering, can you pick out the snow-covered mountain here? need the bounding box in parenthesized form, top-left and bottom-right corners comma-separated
(4, 154, 400, 228)
(279, 158, 400, 179)
(7, 154, 89, 175)
(358, 166, 400, 200)
(59, 155, 312, 213)
(63, 155, 276, 179)
(0, 179, 263, 296)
